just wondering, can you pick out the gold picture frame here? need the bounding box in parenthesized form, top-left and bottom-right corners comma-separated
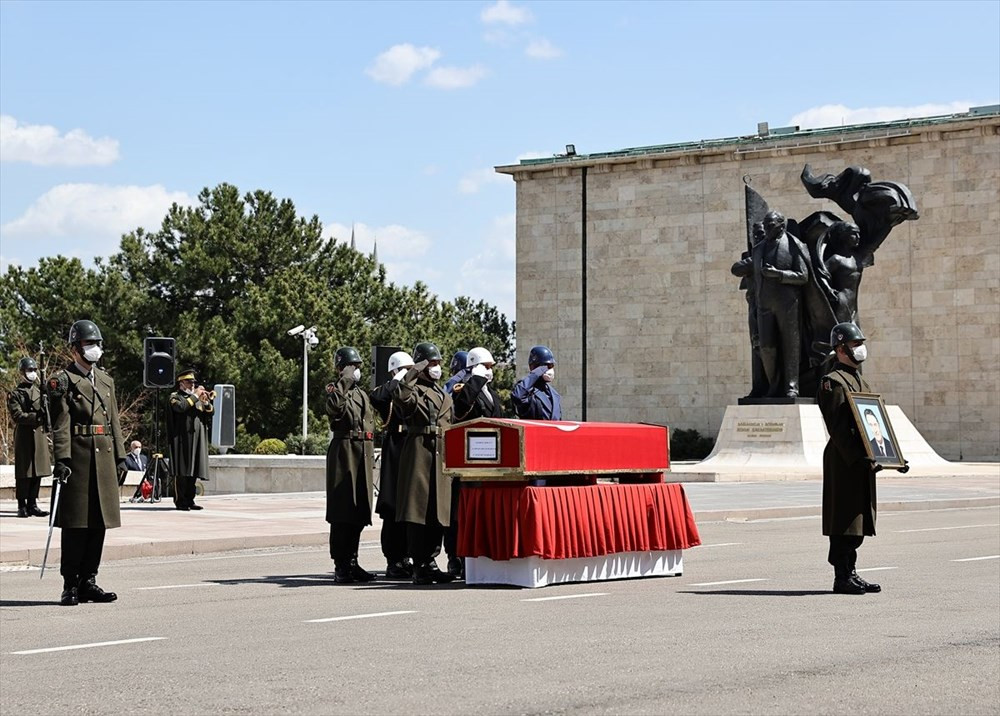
(847, 392, 905, 468)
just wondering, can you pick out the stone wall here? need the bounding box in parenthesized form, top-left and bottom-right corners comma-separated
(505, 115, 1000, 460)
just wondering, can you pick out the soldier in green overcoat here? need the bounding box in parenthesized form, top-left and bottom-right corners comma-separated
(167, 369, 214, 511)
(325, 347, 376, 583)
(819, 322, 907, 595)
(391, 342, 455, 585)
(49, 320, 126, 606)
(7, 356, 51, 518)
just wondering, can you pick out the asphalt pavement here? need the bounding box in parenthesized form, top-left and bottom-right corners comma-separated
(1, 506, 997, 715)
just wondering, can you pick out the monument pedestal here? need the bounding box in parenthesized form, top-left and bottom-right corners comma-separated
(667, 403, 959, 483)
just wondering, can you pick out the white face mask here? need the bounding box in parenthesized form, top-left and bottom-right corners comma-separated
(483, 369, 494, 382)
(132, 449, 142, 457)
(850, 344, 868, 363)
(352, 368, 361, 383)
(542, 368, 555, 383)
(25, 371, 38, 382)
(82, 344, 103, 363)
(427, 365, 442, 381)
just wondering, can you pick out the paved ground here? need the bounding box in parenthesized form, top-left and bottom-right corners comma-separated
(1, 506, 997, 715)
(1, 473, 997, 565)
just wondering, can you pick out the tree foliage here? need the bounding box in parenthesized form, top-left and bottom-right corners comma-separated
(1, 184, 516, 454)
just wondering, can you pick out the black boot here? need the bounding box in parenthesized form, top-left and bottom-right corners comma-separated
(77, 575, 117, 603)
(17, 500, 29, 518)
(832, 565, 865, 595)
(350, 558, 375, 583)
(60, 577, 79, 606)
(413, 562, 455, 585)
(333, 564, 355, 583)
(447, 556, 465, 580)
(386, 560, 413, 580)
(28, 502, 49, 517)
(850, 572, 881, 593)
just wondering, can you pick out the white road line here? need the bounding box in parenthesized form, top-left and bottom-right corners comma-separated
(0, 565, 39, 572)
(521, 592, 609, 602)
(689, 578, 768, 587)
(951, 555, 1000, 562)
(134, 583, 219, 591)
(156, 549, 319, 564)
(856, 567, 898, 573)
(699, 542, 743, 548)
(895, 524, 999, 533)
(11, 637, 165, 655)
(305, 610, 416, 623)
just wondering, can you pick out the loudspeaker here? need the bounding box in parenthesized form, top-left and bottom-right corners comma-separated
(143, 337, 176, 388)
(371, 345, 402, 389)
(211, 384, 236, 449)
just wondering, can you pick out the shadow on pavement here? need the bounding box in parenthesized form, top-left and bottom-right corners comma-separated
(0, 600, 59, 607)
(679, 589, 832, 597)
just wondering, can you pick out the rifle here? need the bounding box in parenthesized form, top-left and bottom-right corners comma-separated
(37, 341, 69, 580)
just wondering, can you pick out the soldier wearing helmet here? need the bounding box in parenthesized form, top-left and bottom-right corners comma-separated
(48, 319, 125, 606)
(390, 341, 456, 584)
(324, 346, 376, 583)
(819, 322, 907, 596)
(511, 345, 562, 420)
(369, 350, 415, 579)
(7, 356, 51, 518)
(444, 350, 469, 395)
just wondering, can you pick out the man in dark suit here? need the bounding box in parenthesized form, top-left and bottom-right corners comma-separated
(864, 409, 897, 460)
(511, 345, 562, 420)
(124, 440, 149, 472)
(49, 319, 125, 606)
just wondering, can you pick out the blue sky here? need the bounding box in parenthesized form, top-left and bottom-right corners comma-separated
(2, 0, 998, 320)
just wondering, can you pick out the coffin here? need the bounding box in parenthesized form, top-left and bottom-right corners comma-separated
(444, 418, 669, 481)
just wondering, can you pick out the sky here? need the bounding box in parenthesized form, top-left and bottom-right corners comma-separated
(1, 0, 998, 322)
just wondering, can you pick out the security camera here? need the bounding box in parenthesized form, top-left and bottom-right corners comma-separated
(287, 325, 305, 336)
(308, 335, 319, 347)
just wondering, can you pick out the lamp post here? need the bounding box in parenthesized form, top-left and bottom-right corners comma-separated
(288, 324, 318, 449)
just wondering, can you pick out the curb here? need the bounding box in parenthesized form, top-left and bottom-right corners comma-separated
(693, 496, 1000, 522)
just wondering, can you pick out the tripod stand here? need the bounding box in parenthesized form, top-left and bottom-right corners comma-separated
(131, 388, 173, 503)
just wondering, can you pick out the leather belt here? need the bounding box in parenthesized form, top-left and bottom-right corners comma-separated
(332, 430, 374, 441)
(73, 424, 109, 436)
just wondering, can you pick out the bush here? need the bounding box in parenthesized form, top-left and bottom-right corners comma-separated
(231, 424, 262, 455)
(284, 432, 328, 455)
(253, 438, 287, 455)
(670, 428, 715, 461)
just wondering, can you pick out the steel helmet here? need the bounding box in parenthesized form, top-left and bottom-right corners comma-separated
(466, 347, 495, 369)
(18, 357, 37, 374)
(449, 351, 469, 376)
(413, 342, 442, 364)
(387, 350, 414, 373)
(830, 323, 865, 347)
(528, 345, 555, 370)
(68, 319, 103, 346)
(335, 346, 362, 370)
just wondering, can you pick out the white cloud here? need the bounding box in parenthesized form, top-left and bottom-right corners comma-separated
(788, 102, 977, 129)
(525, 38, 562, 60)
(481, 0, 532, 25)
(458, 167, 509, 194)
(424, 64, 488, 90)
(323, 221, 432, 261)
(0, 115, 120, 166)
(1, 184, 195, 245)
(365, 44, 441, 86)
(454, 213, 516, 318)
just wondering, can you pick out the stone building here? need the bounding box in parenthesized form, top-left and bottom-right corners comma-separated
(497, 109, 1000, 460)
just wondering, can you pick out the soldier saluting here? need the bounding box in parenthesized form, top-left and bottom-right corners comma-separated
(7, 356, 51, 518)
(48, 320, 125, 606)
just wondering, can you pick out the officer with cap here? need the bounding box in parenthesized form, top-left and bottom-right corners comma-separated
(48, 319, 125, 606)
(369, 350, 414, 579)
(7, 356, 51, 518)
(511, 345, 562, 420)
(444, 350, 469, 395)
(391, 341, 456, 584)
(819, 322, 908, 595)
(167, 368, 214, 511)
(325, 346, 376, 583)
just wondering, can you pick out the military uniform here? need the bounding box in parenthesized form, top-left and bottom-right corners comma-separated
(325, 373, 375, 579)
(7, 377, 52, 516)
(818, 362, 876, 583)
(511, 367, 562, 420)
(49, 361, 125, 597)
(391, 364, 454, 577)
(167, 385, 213, 509)
(370, 378, 408, 572)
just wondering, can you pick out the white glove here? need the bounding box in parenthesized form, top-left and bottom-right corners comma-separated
(471, 363, 488, 378)
(392, 369, 407, 381)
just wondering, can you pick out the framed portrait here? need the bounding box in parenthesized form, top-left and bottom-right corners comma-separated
(847, 392, 905, 468)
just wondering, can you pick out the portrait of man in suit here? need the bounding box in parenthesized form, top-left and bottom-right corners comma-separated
(864, 408, 896, 461)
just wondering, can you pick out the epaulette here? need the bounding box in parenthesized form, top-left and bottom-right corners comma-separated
(47, 371, 68, 398)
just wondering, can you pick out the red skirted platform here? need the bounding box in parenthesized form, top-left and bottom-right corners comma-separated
(458, 482, 701, 561)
